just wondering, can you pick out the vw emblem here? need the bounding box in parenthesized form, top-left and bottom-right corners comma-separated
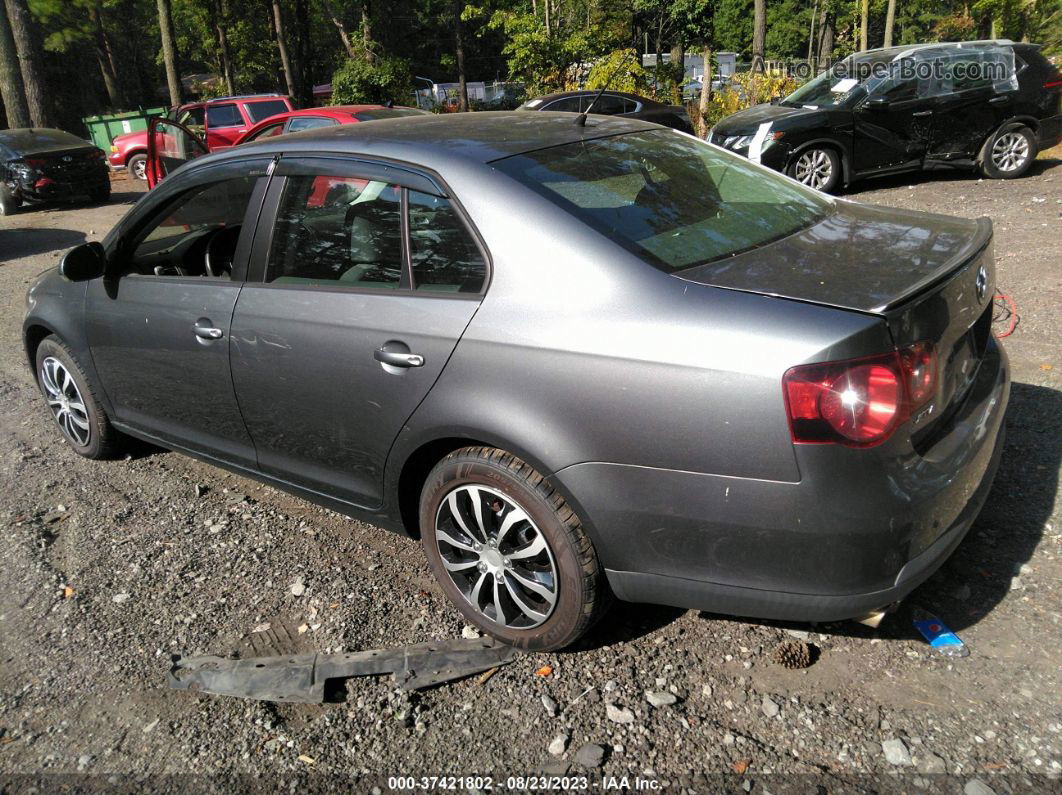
(62, 155, 72, 162)
(975, 265, 988, 302)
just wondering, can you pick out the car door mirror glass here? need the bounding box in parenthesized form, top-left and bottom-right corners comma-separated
(58, 242, 105, 281)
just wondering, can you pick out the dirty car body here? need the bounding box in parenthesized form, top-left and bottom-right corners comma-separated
(24, 113, 1008, 646)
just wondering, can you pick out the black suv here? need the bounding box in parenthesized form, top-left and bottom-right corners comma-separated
(711, 40, 1062, 192)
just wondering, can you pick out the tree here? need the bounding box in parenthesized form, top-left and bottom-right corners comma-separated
(0, 0, 29, 127)
(330, 52, 411, 104)
(210, 0, 236, 95)
(270, 0, 298, 98)
(454, 0, 468, 111)
(859, 0, 868, 49)
(5, 0, 52, 126)
(157, 0, 183, 105)
(752, 0, 766, 71)
(883, 0, 896, 45)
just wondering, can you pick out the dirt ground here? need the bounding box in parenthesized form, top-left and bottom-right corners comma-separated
(0, 154, 1059, 793)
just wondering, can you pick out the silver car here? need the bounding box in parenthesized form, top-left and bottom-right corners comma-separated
(23, 113, 1009, 650)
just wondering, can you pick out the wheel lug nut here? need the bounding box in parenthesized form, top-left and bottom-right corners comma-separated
(478, 562, 487, 572)
(504, 559, 513, 568)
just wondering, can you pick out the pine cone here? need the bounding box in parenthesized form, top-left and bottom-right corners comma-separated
(772, 640, 813, 669)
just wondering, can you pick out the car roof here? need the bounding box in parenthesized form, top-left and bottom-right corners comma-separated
(530, 90, 662, 107)
(852, 39, 1016, 62)
(204, 111, 659, 170)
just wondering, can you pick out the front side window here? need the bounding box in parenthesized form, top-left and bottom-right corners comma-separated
(494, 129, 831, 272)
(129, 176, 258, 278)
(266, 175, 403, 287)
(543, 96, 583, 112)
(206, 103, 242, 128)
(177, 106, 205, 129)
(285, 116, 339, 133)
(408, 192, 486, 292)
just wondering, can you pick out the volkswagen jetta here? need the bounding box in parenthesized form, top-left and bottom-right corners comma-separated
(23, 113, 1009, 650)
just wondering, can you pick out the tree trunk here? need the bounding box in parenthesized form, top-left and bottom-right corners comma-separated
(320, 0, 356, 58)
(212, 0, 236, 95)
(883, 0, 896, 47)
(807, 0, 818, 73)
(270, 0, 298, 99)
(698, 47, 712, 138)
(670, 40, 684, 101)
(89, 1, 124, 107)
(454, 0, 468, 111)
(156, 0, 183, 106)
(752, 0, 766, 72)
(4, 0, 51, 126)
(859, 0, 869, 50)
(818, 7, 834, 67)
(0, 0, 30, 127)
(293, 0, 312, 106)
(360, 1, 374, 62)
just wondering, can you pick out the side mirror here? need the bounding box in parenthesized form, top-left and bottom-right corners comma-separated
(58, 241, 105, 282)
(863, 95, 890, 111)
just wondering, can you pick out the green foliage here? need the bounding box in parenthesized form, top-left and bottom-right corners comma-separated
(330, 54, 413, 105)
(694, 70, 800, 129)
(586, 48, 651, 94)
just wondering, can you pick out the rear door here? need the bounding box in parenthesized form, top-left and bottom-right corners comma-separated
(230, 156, 489, 507)
(927, 48, 1018, 160)
(204, 102, 248, 149)
(146, 117, 207, 188)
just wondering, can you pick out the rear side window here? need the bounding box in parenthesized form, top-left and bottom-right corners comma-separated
(206, 103, 242, 128)
(267, 175, 403, 288)
(285, 116, 339, 133)
(543, 97, 583, 112)
(592, 95, 628, 115)
(408, 191, 486, 292)
(245, 99, 291, 123)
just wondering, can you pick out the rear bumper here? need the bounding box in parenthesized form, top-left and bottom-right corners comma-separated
(16, 174, 108, 201)
(1036, 113, 1062, 150)
(555, 338, 1009, 622)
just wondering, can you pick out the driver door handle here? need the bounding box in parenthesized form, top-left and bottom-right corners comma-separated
(374, 349, 424, 368)
(194, 326, 224, 340)
(912, 110, 934, 117)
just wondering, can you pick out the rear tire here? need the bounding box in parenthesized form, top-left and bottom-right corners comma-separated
(35, 336, 123, 460)
(126, 153, 148, 181)
(979, 125, 1037, 179)
(788, 146, 842, 193)
(419, 446, 608, 651)
(0, 186, 20, 215)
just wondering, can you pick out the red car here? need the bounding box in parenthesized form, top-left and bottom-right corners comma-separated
(109, 94, 294, 180)
(146, 104, 428, 187)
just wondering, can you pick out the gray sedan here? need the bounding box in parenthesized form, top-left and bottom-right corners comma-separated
(23, 113, 1008, 650)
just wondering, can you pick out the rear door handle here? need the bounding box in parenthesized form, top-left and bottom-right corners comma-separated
(912, 110, 934, 117)
(988, 96, 1010, 105)
(194, 326, 224, 340)
(374, 348, 424, 368)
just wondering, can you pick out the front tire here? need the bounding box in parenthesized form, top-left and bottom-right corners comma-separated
(126, 153, 148, 181)
(788, 146, 842, 193)
(35, 336, 123, 459)
(420, 446, 608, 651)
(0, 186, 20, 215)
(980, 125, 1037, 179)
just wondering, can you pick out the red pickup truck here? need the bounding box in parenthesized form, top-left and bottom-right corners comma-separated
(108, 94, 293, 180)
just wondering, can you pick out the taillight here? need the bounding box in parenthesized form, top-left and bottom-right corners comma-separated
(783, 342, 937, 447)
(1045, 77, 1062, 89)
(23, 157, 47, 168)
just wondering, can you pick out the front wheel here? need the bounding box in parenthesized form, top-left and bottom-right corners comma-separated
(420, 447, 608, 651)
(0, 186, 20, 215)
(788, 147, 842, 193)
(126, 153, 148, 181)
(980, 126, 1037, 179)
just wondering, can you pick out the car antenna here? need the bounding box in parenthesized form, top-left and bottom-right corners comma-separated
(575, 49, 636, 127)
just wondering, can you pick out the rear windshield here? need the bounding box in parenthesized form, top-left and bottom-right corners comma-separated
(351, 108, 427, 121)
(493, 129, 831, 271)
(245, 99, 291, 123)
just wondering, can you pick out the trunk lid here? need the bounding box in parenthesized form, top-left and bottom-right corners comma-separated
(22, 147, 103, 180)
(677, 199, 996, 441)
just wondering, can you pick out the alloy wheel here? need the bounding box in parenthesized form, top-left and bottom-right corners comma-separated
(40, 356, 91, 447)
(793, 149, 833, 190)
(434, 484, 558, 629)
(131, 158, 147, 180)
(991, 131, 1030, 173)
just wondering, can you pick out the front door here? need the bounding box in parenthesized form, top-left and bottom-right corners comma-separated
(852, 73, 935, 174)
(85, 171, 268, 467)
(230, 158, 489, 506)
(147, 117, 207, 188)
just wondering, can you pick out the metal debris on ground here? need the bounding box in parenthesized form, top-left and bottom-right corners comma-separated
(168, 636, 520, 703)
(912, 609, 969, 657)
(772, 639, 813, 669)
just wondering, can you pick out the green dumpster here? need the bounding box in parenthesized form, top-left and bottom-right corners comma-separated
(81, 106, 169, 150)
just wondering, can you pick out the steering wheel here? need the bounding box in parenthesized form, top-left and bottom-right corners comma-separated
(204, 225, 241, 278)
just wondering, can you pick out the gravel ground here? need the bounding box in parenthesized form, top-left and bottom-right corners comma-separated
(0, 157, 1060, 793)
